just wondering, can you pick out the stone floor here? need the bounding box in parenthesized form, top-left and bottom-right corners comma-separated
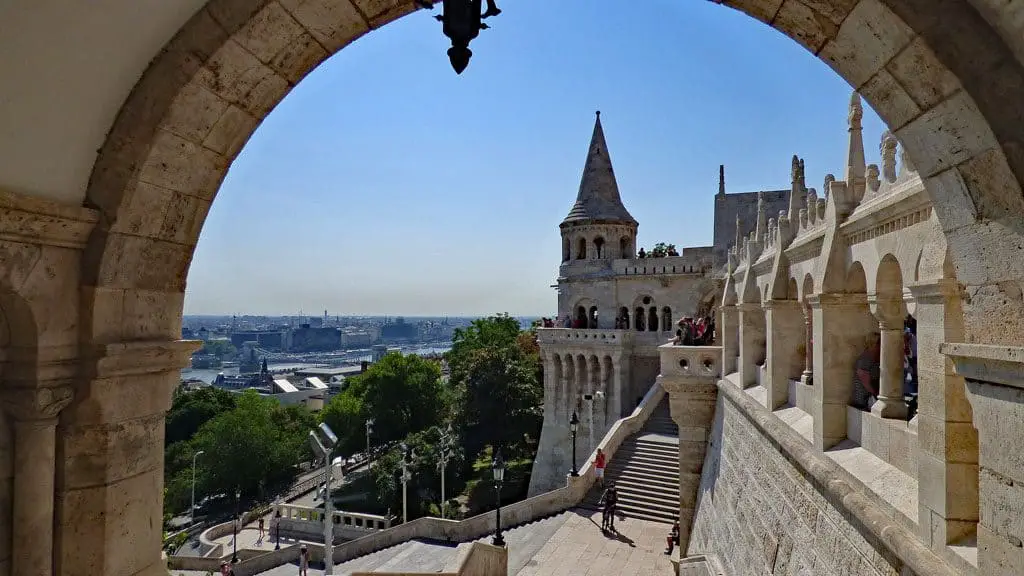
(216, 508, 675, 575)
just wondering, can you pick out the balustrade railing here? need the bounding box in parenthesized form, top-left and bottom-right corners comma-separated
(536, 328, 632, 345)
(275, 503, 392, 531)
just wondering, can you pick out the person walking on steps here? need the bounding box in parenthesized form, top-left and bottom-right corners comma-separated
(594, 448, 607, 488)
(599, 484, 618, 532)
(299, 544, 309, 576)
(665, 520, 681, 554)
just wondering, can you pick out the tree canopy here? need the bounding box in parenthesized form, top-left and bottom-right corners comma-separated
(165, 386, 237, 446)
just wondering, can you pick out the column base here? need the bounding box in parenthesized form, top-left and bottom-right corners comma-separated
(800, 371, 813, 386)
(871, 396, 908, 419)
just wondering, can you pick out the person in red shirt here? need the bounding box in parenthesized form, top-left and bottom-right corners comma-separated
(594, 448, 607, 488)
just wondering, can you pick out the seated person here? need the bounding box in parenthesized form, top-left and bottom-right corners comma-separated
(852, 333, 881, 411)
(665, 521, 681, 554)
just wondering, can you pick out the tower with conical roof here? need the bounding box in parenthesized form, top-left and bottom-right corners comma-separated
(559, 111, 639, 264)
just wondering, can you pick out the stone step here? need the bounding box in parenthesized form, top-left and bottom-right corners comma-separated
(618, 442, 678, 459)
(612, 486, 679, 509)
(610, 474, 679, 493)
(607, 459, 679, 477)
(615, 452, 679, 471)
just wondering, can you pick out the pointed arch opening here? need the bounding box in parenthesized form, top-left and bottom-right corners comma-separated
(593, 237, 605, 259)
(617, 307, 630, 330)
(576, 237, 587, 260)
(662, 307, 672, 332)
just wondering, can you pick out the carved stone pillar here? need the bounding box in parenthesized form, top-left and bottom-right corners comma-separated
(738, 303, 766, 388)
(1, 386, 73, 576)
(942, 344, 1020, 575)
(809, 293, 876, 451)
(720, 304, 739, 376)
(54, 340, 198, 576)
(869, 294, 908, 419)
(800, 303, 813, 386)
(764, 299, 804, 410)
(913, 281, 978, 551)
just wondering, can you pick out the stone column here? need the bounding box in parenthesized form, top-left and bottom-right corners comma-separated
(764, 299, 804, 410)
(1, 386, 73, 576)
(720, 304, 739, 376)
(608, 353, 625, 420)
(738, 303, 765, 388)
(809, 294, 875, 451)
(942, 344, 1020, 575)
(54, 340, 198, 576)
(870, 294, 908, 419)
(914, 281, 978, 552)
(800, 303, 813, 385)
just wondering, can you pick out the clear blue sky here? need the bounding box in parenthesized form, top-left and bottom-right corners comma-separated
(183, 0, 886, 317)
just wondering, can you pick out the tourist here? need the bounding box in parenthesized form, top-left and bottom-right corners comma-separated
(599, 484, 618, 531)
(594, 448, 607, 488)
(299, 544, 309, 576)
(852, 333, 881, 411)
(258, 516, 265, 542)
(638, 248, 646, 259)
(665, 521, 681, 555)
(904, 327, 918, 395)
(563, 315, 572, 328)
(220, 561, 231, 576)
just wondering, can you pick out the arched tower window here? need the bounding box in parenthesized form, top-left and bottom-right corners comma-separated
(662, 307, 672, 332)
(575, 306, 587, 327)
(562, 237, 570, 262)
(620, 236, 630, 259)
(648, 307, 659, 332)
(588, 306, 598, 328)
(634, 307, 646, 331)
(576, 237, 587, 260)
(594, 237, 605, 259)
(618, 307, 630, 330)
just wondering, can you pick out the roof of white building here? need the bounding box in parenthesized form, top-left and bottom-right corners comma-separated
(305, 376, 328, 390)
(273, 378, 298, 393)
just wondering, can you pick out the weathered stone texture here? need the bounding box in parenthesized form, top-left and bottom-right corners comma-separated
(688, 395, 912, 576)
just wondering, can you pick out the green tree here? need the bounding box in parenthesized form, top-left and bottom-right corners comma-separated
(370, 426, 466, 521)
(198, 339, 237, 359)
(356, 353, 447, 445)
(187, 390, 309, 506)
(319, 390, 365, 456)
(165, 386, 237, 447)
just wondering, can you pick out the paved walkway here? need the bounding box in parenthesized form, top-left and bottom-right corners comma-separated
(242, 508, 673, 575)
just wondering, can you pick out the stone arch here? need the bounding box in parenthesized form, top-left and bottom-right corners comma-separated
(801, 274, 815, 303)
(593, 236, 605, 259)
(575, 305, 587, 327)
(575, 354, 588, 412)
(576, 237, 587, 260)
(786, 278, 799, 301)
(619, 236, 631, 259)
(562, 237, 570, 263)
(588, 305, 598, 329)
(563, 355, 576, 416)
(648, 307, 659, 332)
(875, 254, 904, 297)
(634, 307, 646, 332)
(588, 354, 600, 397)
(617, 306, 630, 330)
(551, 353, 563, 415)
(661, 306, 672, 332)
(846, 261, 868, 294)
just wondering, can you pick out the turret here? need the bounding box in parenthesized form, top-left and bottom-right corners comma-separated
(560, 112, 638, 262)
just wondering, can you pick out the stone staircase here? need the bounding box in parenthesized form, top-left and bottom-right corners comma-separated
(582, 398, 680, 524)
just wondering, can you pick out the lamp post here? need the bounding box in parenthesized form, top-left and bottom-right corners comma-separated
(231, 487, 240, 564)
(400, 444, 415, 524)
(491, 449, 506, 547)
(309, 422, 341, 575)
(569, 411, 580, 477)
(415, 0, 503, 74)
(437, 424, 454, 519)
(190, 450, 204, 526)
(365, 418, 374, 457)
(273, 497, 282, 551)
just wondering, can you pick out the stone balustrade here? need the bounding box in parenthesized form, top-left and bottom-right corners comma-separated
(536, 328, 632, 346)
(658, 344, 723, 379)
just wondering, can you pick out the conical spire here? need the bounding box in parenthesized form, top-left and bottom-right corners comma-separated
(562, 112, 637, 225)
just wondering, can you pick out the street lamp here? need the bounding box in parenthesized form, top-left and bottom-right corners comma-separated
(491, 449, 506, 547)
(190, 450, 205, 526)
(437, 424, 454, 519)
(365, 418, 374, 456)
(569, 411, 580, 477)
(309, 422, 342, 575)
(400, 444, 415, 524)
(415, 0, 503, 74)
(273, 497, 282, 551)
(231, 487, 241, 564)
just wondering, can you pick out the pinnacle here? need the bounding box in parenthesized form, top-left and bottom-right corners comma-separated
(562, 113, 637, 226)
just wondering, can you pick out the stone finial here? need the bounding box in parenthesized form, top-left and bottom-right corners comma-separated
(848, 91, 863, 130)
(791, 155, 800, 184)
(867, 164, 881, 192)
(806, 188, 818, 224)
(755, 191, 767, 239)
(824, 174, 835, 198)
(767, 218, 777, 246)
(735, 215, 742, 253)
(799, 208, 808, 229)
(788, 156, 805, 220)
(799, 158, 806, 189)
(816, 198, 826, 222)
(718, 164, 726, 196)
(881, 131, 898, 183)
(900, 140, 915, 173)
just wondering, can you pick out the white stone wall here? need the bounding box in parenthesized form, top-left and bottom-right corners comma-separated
(688, 396, 915, 576)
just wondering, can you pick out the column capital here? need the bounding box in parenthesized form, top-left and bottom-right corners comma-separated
(1, 385, 73, 422)
(84, 339, 202, 379)
(762, 299, 802, 311)
(867, 293, 906, 326)
(737, 302, 763, 312)
(940, 343, 1024, 391)
(806, 292, 867, 309)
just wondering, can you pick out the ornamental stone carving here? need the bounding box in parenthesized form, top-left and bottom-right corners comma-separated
(1, 386, 72, 421)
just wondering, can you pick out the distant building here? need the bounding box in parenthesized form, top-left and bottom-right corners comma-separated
(229, 330, 288, 350)
(381, 317, 417, 342)
(290, 324, 341, 352)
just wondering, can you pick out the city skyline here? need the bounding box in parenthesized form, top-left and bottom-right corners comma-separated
(183, 0, 887, 317)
